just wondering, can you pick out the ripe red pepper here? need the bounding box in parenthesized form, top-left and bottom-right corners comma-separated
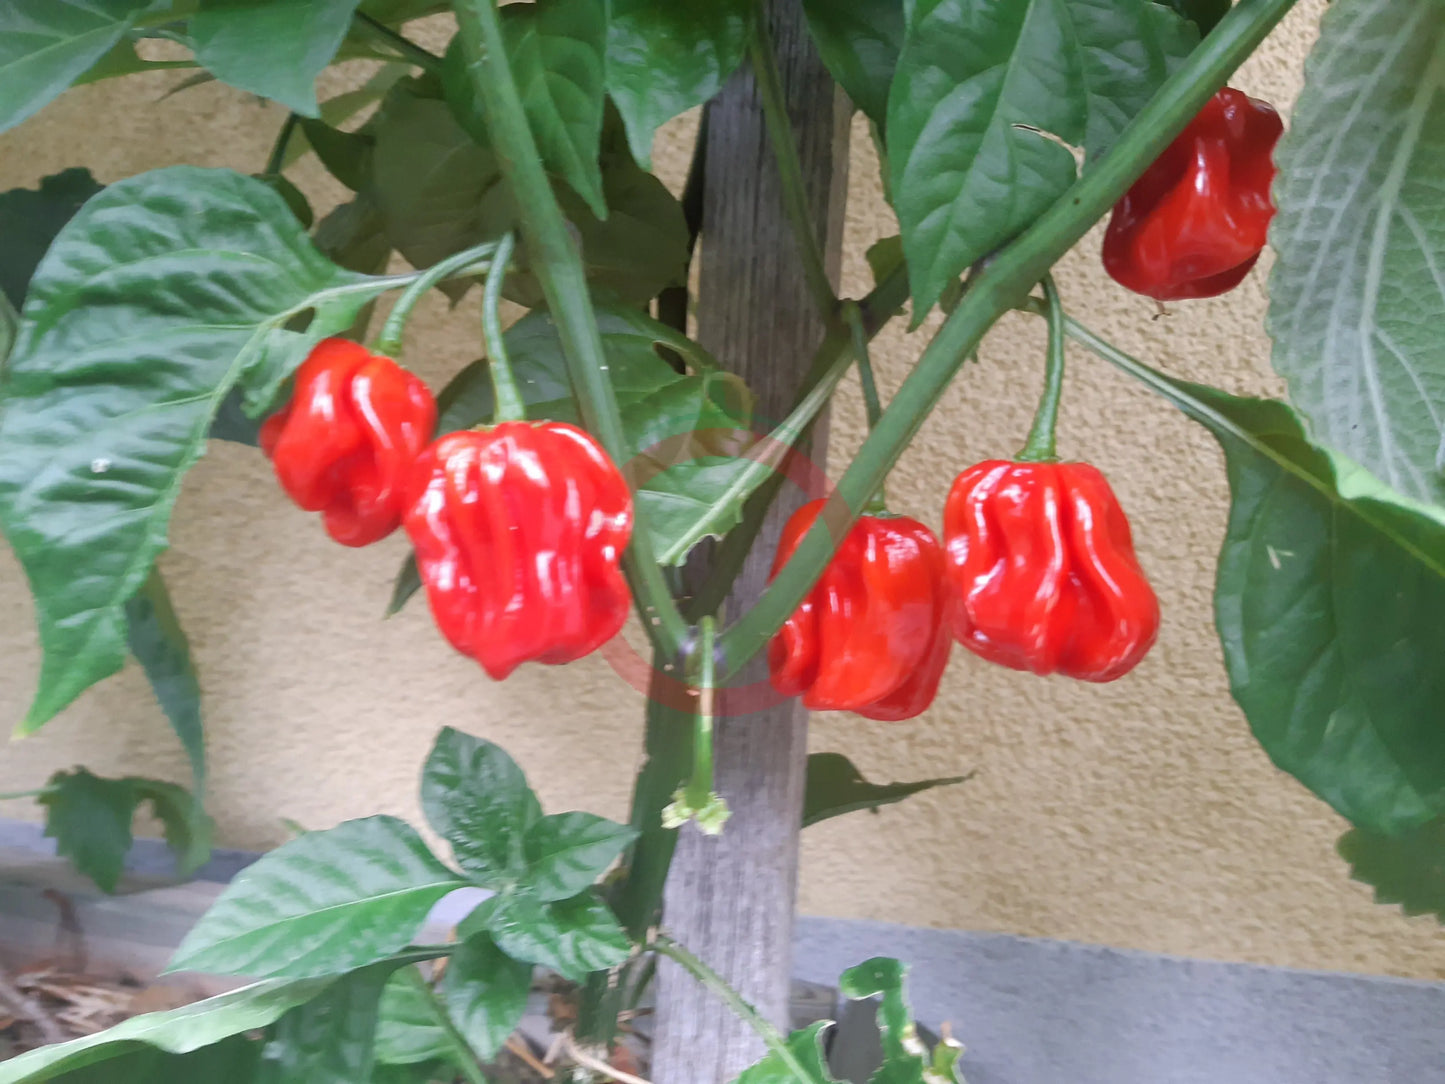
(402, 422, 634, 680)
(769, 500, 952, 721)
(944, 461, 1159, 682)
(260, 338, 436, 547)
(1102, 87, 1283, 301)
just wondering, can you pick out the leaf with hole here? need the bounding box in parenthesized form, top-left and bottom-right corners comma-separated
(1267, 0, 1445, 506)
(168, 815, 467, 978)
(839, 957, 965, 1084)
(802, 753, 969, 829)
(732, 1021, 838, 1084)
(887, 0, 1196, 316)
(190, 0, 366, 117)
(0, 167, 399, 732)
(1338, 818, 1445, 922)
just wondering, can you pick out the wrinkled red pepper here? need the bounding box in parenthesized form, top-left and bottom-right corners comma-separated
(769, 500, 952, 721)
(1103, 87, 1283, 301)
(402, 422, 634, 681)
(944, 461, 1159, 682)
(260, 338, 436, 546)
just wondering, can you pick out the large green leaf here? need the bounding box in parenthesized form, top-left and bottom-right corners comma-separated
(191, 0, 366, 117)
(38, 769, 210, 893)
(887, 0, 1196, 315)
(801, 753, 969, 829)
(168, 816, 467, 978)
(440, 934, 532, 1061)
(0, 167, 104, 308)
(801, 0, 903, 129)
(0, 976, 334, 1083)
(0, 167, 394, 732)
(49, 1037, 262, 1084)
(257, 964, 391, 1084)
(1267, 0, 1445, 506)
(501, 0, 609, 218)
(476, 890, 631, 981)
(124, 568, 206, 795)
(606, 0, 749, 166)
(1094, 330, 1445, 833)
(421, 727, 543, 887)
(522, 812, 636, 902)
(373, 972, 453, 1067)
(1338, 818, 1445, 921)
(0, 0, 152, 134)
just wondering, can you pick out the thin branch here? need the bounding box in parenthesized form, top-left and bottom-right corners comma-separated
(563, 1032, 653, 1084)
(350, 12, 444, 74)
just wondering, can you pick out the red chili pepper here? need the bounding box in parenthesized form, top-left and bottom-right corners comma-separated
(260, 338, 436, 547)
(944, 461, 1159, 682)
(402, 422, 634, 681)
(1102, 87, 1283, 301)
(769, 500, 952, 721)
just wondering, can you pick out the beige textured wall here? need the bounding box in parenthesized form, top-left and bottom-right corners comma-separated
(3, 0, 1442, 979)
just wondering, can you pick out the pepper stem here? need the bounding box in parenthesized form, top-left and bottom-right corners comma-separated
(483, 232, 527, 423)
(661, 617, 730, 835)
(1016, 272, 1067, 463)
(373, 240, 500, 359)
(844, 301, 889, 515)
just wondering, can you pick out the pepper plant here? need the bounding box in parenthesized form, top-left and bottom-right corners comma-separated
(2, 0, 1445, 1081)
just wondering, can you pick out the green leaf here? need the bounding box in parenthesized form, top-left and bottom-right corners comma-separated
(1157, 0, 1230, 34)
(421, 727, 543, 887)
(0, 976, 335, 1083)
(51, 1037, 262, 1084)
(257, 173, 316, 230)
(606, 0, 749, 166)
(434, 308, 752, 564)
(839, 957, 964, 1084)
(523, 812, 636, 902)
(0, 166, 395, 732)
(373, 972, 453, 1066)
(386, 553, 423, 618)
(1266, 0, 1445, 506)
(358, 0, 449, 21)
(478, 890, 631, 980)
(887, 0, 1196, 316)
(502, 0, 609, 218)
(441, 934, 532, 1060)
(39, 768, 137, 894)
(1105, 348, 1445, 833)
(0, 292, 16, 370)
(299, 118, 374, 193)
(802, 0, 903, 128)
(1338, 818, 1445, 921)
(124, 568, 206, 795)
(314, 193, 394, 277)
(283, 63, 411, 172)
(130, 776, 213, 878)
(191, 0, 366, 117)
(732, 1022, 837, 1084)
(0, 0, 152, 134)
(168, 815, 467, 978)
(0, 167, 104, 307)
(257, 964, 391, 1084)
(802, 753, 969, 829)
(368, 78, 509, 282)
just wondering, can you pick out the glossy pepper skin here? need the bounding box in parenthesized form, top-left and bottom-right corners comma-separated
(260, 338, 436, 547)
(1103, 87, 1283, 301)
(769, 500, 952, 721)
(944, 461, 1159, 683)
(402, 422, 634, 681)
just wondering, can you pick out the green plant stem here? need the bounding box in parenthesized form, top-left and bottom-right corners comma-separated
(453, 0, 691, 663)
(350, 12, 444, 74)
(0, 788, 51, 802)
(748, 19, 837, 319)
(844, 300, 888, 514)
(373, 241, 500, 359)
(1016, 273, 1067, 463)
(402, 968, 490, 1084)
(263, 114, 300, 177)
(715, 0, 1299, 678)
(482, 232, 527, 422)
(651, 934, 815, 1084)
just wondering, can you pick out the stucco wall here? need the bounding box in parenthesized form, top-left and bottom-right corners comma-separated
(3, 0, 1442, 980)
